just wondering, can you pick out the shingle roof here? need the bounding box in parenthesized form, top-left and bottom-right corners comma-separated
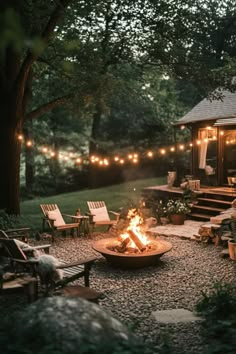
(176, 90, 236, 125)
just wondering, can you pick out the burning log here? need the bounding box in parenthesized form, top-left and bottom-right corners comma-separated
(116, 236, 130, 253)
(127, 230, 146, 252)
(108, 236, 130, 253)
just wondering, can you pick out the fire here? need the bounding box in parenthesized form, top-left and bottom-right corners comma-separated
(116, 209, 150, 252)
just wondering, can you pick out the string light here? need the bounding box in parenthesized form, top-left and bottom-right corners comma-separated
(16, 129, 236, 168)
(26, 140, 33, 147)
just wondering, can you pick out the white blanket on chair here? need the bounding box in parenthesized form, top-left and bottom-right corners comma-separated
(36, 255, 63, 287)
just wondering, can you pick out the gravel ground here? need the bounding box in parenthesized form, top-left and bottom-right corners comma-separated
(1, 231, 236, 354)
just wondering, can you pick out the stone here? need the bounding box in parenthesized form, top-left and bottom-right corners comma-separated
(2, 297, 143, 354)
(152, 308, 202, 324)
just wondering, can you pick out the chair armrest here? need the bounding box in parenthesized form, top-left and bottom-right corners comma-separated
(109, 211, 120, 220)
(56, 256, 98, 269)
(33, 244, 51, 254)
(85, 212, 95, 224)
(62, 214, 89, 220)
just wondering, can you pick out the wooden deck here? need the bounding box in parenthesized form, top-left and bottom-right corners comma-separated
(142, 185, 236, 221)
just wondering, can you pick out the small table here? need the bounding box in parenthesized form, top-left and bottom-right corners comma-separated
(71, 215, 90, 237)
(78, 216, 90, 236)
(1, 275, 38, 303)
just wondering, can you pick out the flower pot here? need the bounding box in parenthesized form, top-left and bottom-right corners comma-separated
(228, 240, 236, 260)
(170, 214, 186, 225)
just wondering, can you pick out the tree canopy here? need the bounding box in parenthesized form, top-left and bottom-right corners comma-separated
(0, 0, 235, 214)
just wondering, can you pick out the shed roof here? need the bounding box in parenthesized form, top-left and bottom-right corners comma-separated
(176, 90, 236, 125)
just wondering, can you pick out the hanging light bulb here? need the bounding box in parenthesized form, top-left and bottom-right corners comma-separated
(26, 140, 32, 147)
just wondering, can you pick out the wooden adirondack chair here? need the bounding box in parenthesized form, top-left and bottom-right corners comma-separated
(86, 201, 120, 232)
(0, 237, 97, 293)
(40, 204, 89, 241)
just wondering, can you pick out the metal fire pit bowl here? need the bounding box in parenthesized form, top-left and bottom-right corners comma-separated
(93, 238, 172, 269)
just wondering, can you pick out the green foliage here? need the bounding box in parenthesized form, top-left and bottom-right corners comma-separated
(147, 0, 236, 95)
(0, 210, 25, 230)
(195, 282, 236, 354)
(0, 8, 25, 52)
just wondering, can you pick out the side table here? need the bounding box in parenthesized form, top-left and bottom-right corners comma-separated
(78, 216, 90, 237)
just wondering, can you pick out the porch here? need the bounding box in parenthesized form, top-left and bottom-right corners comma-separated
(142, 184, 236, 221)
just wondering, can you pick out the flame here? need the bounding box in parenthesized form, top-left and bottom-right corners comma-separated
(119, 209, 150, 250)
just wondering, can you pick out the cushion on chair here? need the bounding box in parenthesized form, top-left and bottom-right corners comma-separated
(90, 207, 110, 222)
(47, 209, 65, 226)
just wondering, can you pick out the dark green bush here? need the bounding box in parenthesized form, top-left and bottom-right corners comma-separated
(195, 282, 236, 354)
(0, 210, 22, 230)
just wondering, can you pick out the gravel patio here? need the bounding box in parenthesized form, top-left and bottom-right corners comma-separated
(1, 230, 236, 354)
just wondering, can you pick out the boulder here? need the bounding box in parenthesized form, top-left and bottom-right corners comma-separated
(2, 297, 144, 354)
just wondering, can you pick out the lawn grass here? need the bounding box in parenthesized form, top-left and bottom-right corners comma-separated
(20, 177, 166, 232)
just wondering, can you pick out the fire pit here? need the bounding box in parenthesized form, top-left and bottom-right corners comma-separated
(93, 209, 172, 269)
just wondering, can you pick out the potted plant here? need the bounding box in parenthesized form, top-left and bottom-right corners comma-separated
(228, 215, 236, 260)
(166, 199, 191, 225)
(155, 200, 168, 225)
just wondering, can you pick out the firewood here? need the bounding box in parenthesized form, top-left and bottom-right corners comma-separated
(127, 230, 146, 252)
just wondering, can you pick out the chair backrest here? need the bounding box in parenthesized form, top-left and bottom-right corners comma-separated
(87, 201, 110, 222)
(40, 204, 65, 227)
(0, 230, 9, 239)
(40, 204, 58, 217)
(0, 238, 27, 261)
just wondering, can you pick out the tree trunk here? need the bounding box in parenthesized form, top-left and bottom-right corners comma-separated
(0, 98, 22, 215)
(88, 101, 103, 188)
(24, 125, 34, 193)
(89, 102, 103, 155)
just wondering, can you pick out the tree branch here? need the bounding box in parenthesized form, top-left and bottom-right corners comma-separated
(25, 94, 74, 121)
(15, 0, 72, 108)
(37, 56, 73, 80)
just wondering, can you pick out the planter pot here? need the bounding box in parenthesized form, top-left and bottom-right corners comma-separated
(170, 214, 186, 225)
(228, 240, 236, 260)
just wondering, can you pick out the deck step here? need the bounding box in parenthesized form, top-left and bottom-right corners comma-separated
(191, 205, 225, 212)
(197, 198, 232, 206)
(189, 213, 211, 221)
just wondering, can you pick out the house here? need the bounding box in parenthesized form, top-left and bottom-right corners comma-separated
(175, 90, 236, 186)
(142, 90, 236, 221)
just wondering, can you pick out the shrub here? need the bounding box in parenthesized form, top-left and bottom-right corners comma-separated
(195, 282, 236, 354)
